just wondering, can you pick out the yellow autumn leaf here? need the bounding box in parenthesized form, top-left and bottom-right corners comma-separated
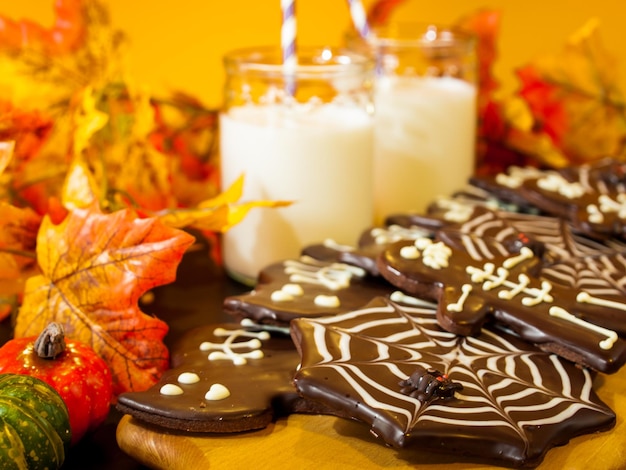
(73, 86, 109, 156)
(62, 158, 100, 210)
(0, 141, 15, 176)
(156, 174, 291, 232)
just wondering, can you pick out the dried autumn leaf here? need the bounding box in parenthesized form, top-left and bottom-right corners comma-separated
(0, 202, 41, 321)
(14, 205, 195, 396)
(0, 143, 41, 320)
(366, 0, 407, 27)
(61, 158, 99, 209)
(0, 140, 14, 175)
(72, 86, 109, 157)
(516, 18, 626, 166)
(155, 174, 292, 232)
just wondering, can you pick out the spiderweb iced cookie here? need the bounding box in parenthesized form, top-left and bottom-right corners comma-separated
(291, 297, 615, 468)
(116, 323, 336, 433)
(376, 232, 626, 373)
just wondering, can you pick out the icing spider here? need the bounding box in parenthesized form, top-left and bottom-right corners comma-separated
(399, 365, 462, 403)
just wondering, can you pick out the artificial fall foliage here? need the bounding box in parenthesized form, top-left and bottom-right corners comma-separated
(14, 203, 194, 397)
(0, 0, 286, 397)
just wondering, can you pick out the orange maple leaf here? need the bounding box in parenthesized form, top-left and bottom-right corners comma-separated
(14, 205, 195, 396)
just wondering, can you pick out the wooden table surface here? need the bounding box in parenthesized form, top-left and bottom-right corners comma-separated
(116, 381, 626, 470)
(111, 241, 626, 470)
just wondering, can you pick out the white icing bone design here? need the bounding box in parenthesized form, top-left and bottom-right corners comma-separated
(549, 306, 618, 350)
(200, 328, 270, 365)
(537, 173, 586, 199)
(370, 225, 431, 245)
(460, 249, 555, 309)
(586, 194, 626, 224)
(447, 249, 620, 350)
(435, 198, 475, 223)
(284, 256, 365, 290)
(495, 166, 548, 188)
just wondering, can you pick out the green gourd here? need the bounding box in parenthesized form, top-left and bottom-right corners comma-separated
(0, 373, 71, 470)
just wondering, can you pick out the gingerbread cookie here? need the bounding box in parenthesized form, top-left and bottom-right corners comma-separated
(469, 165, 551, 212)
(376, 232, 626, 373)
(472, 159, 626, 240)
(389, 205, 626, 264)
(116, 323, 335, 433)
(302, 224, 433, 277)
(291, 297, 615, 468)
(223, 255, 395, 327)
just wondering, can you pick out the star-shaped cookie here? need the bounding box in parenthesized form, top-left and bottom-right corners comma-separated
(291, 297, 615, 467)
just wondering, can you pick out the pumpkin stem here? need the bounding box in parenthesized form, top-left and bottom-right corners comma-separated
(34, 322, 67, 359)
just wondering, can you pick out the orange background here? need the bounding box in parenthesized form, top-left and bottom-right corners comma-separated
(4, 1, 625, 107)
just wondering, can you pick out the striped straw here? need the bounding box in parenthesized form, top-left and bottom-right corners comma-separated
(346, 0, 371, 39)
(281, 0, 297, 95)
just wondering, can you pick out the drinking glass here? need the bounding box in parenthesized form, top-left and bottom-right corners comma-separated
(220, 46, 374, 285)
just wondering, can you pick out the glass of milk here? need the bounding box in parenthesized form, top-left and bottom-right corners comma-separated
(220, 46, 374, 285)
(363, 23, 477, 224)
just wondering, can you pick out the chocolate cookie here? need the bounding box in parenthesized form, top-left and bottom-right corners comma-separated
(223, 255, 395, 327)
(376, 232, 626, 373)
(116, 323, 334, 433)
(471, 159, 626, 240)
(388, 206, 626, 264)
(302, 224, 433, 277)
(291, 297, 616, 468)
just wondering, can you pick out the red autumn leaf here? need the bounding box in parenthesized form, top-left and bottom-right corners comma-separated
(14, 205, 195, 396)
(366, 0, 407, 27)
(454, 9, 540, 175)
(0, 0, 85, 55)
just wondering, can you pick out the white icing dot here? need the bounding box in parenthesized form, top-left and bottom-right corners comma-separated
(415, 238, 432, 250)
(177, 372, 200, 384)
(160, 384, 184, 396)
(400, 245, 420, 259)
(271, 290, 294, 302)
(314, 295, 340, 308)
(205, 383, 230, 401)
(282, 283, 304, 296)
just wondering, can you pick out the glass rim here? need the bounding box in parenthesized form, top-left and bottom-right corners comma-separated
(223, 45, 374, 75)
(367, 22, 476, 49)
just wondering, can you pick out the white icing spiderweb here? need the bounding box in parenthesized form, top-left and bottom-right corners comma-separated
(293, 297, 614, 465)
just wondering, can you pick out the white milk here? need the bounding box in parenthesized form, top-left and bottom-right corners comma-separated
(220, 103, 374, 285)
(373, 75, 477, 223)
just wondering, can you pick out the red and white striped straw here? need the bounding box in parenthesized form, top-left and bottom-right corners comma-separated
(281, 0, 297, 94)
(346, 0, 371, 39)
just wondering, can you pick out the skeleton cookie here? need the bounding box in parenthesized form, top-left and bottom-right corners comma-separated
(388, 205, 626, 265)
(116, 323, 337, 432)
(377, 232, 626, 373)
(475, 158, 626, 240)
(223, 256, 395, 327)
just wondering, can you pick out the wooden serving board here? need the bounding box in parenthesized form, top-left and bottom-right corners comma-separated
(116, 370, 626, 470)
